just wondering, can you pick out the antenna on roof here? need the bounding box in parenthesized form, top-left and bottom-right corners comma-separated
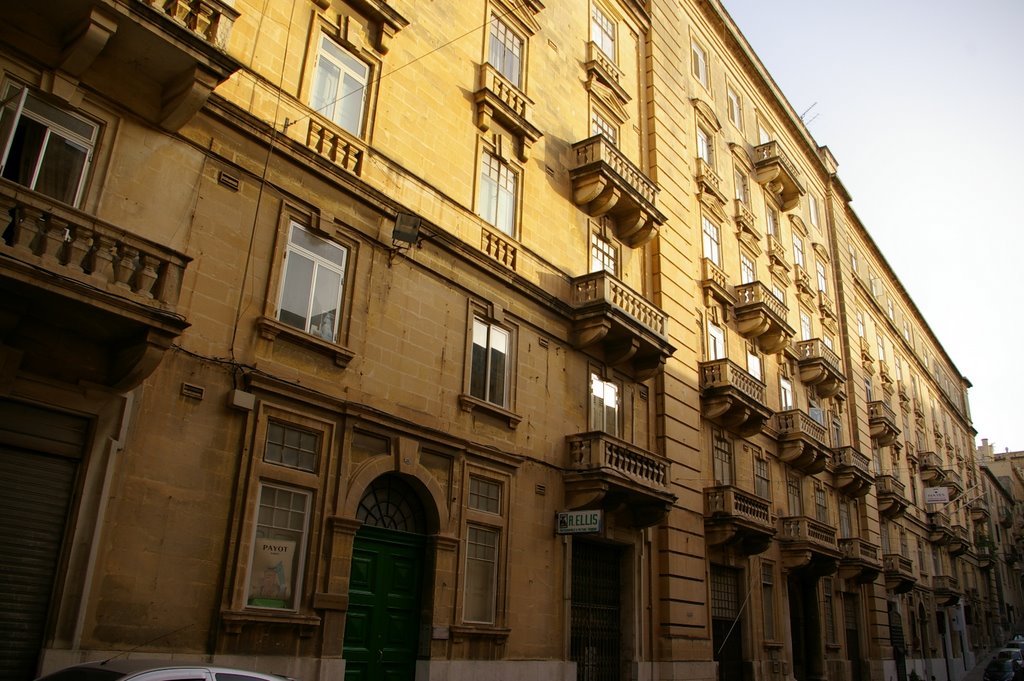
(799, 101, 818, 120)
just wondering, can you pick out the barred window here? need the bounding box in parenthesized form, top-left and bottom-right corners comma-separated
(711, 567, 740, 619)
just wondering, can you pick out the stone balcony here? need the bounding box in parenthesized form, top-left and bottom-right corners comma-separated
(753, 141, 805, 211)
(695, 158, 727, 208)
(839, 537, 883, 584)
(977, 544, 995, 569)
(794, 338, 845, 398)
(832, 446, 874, 498)
(948, 524, 971, 557)
(928, 511, 955, 545)
(565, 432, 675, 528)
(474, 62, 542, 161)
(701, 258, 735, 311)
(883, 553, 916, 594)
(868, 400, 900, 447)
(778, 515, 841, 575)
(734, 281, 795, 354)
(970, 499, 991, 523)
(569, 270, 674, 380)
(875, 474, 910, 519)
(0, 179, 190, 390)
(919, 451, 945, 483)
(1, 0, 243, 132)
(772, 409, 831, 475)
(699, 359, 772, 437)
(569, 134, 666, 247)
(942, 468, 964, 499)
(932, 575, 960, 606)
(999, 506, 1013, 528)
(703, 485, 776, 556)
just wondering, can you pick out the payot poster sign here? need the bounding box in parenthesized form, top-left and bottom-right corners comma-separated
(248, 539, 295, 608)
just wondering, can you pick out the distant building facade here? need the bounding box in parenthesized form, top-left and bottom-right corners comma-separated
(0, 2, 1018, 681)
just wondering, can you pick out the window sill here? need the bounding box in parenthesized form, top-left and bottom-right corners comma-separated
(257, 316, 355, 367)
(221, 609, 321, 637)
(449, 624, 512, 642)
(762, 640, 784, 650)
(459, 393, 522, 429)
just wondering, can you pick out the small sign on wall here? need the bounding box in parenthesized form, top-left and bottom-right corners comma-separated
(556, 509, 603, 535)
(925, 486, 950, 504)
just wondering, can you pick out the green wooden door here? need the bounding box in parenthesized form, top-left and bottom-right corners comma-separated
(344, 526, 424, 681)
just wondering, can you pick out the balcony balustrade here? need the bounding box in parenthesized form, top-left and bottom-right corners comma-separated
(928, 511, 954, 545)
(699, 359, 772, 437)
(970, 499, 991, 523)
(794, 338, 845, 398)
(734, 281, 794, 354)
(883, 553, 916, 594)
(868, 400, 900, 447)
(695, 158, 727, 208)
(569, 270, 674, 380)
(772, 409, 831, 475)
(942, 468, 964, 499)
(474, 63, 542, 161)
(569, 135, 666, 247)
(733, 200, 759, 246)
(948, 524, 971, 557)
(753, 141, 805, 211)
(919, 451, 945, 483)
(977, 544, 995, 569)
(703, 485, 776, 555)
(778, 515, 841, 574)
(839, 537, 882, 584)
(875, 474, 909, 519)
(565, 431, 675, 528)
(0, 179, 190, 390)
(932, 575, 960, 606)
(832, 446, 874, 498)
(701, 258, 735, 311)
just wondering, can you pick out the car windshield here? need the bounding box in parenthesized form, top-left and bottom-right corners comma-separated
(36, 669, 126, 681)
(989, 659, 1014, 672)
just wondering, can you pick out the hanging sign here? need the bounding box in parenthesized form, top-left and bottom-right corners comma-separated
(924, 486, 950, 504)
(556, 509, 603, 535)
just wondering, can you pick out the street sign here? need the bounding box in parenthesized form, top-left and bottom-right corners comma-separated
(556, 509, 603, 534)
(924, 486, 950, 504)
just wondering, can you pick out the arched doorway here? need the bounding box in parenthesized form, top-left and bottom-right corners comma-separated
(343, 474, 430, 681)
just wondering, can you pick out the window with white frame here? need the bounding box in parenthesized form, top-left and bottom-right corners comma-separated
(590, 231, 617, 275)
(470, 317, 510, 407)
(469, 475, 501, 514)
(808, 194, 819, 229)
(591, 108, 618, 145)
(264, 422, 319, 472)
(734, 167, 749, 204)
(848, 243, 858, 272)
(887, 298, 895, 320)
(247, 483, 310, 610)
(792, 233, 805, 268)
(765, 204, 779, 237)
(823, 335, 834, 351)
(464, 525, 499, 622)
(726, 87, 742, 129)
(310, 34, 370, 137)
(488, 15, 524, 88)
(787, 474, 802, 515)
(856, 311, 865, 338)
(902, 319, 911, 342)
(771, 282, 786, 304)
(591, 3, 616, 60)
(0, 85, 98, 207)
(691, 40, 708, 87)
(746, 346, 761, 381)
(277, 222, 349, 342)
(757, 120, 773, 145)
(590, 372, 620, 436)
(707, 320, 725, 360)
(754, 454, 771, 500)
(702, 216, 721, 265)
(780, 377, 793, 410)
(876, 335, 886, 362)
(696, 126, 714, 167)
(800, 311, 812, 341)
(816, 261, 828, 293)
(740, 253, 756, 285)
(478, 152, 518, 236)
(712, 428, 732, 485)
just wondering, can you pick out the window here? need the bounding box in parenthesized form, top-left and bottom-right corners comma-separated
(726, 87, 742, 128)
(734, 167, 749, 204)
(740, 253, 756, 285)
(712, 428, 732, 485)
(903, 320, 911, 342)
(757, 121, 773, 145)
(696, 126, 714, 167)
(478, 152, 518, 235)
(277, 222, 348, 342)
(469, 475, 502, 514)
(865, 377, 873, 402)
(0, 85, 98, 207)
(831, 414, 843, 447)
(808, 194, 819, 229)
(765, 204, 780, 237)
(590, 232, 617, 275)
(707, 321, 725, 360)
(800, 311, 812, 341)
(792, 233, 805, 268)
(816, 261, 828, 293)
(787, 474, 802, 515)
(264, 422, 319, 472)
(823, 335, 834, 351)
(471, 318, 510, 407)
(488, 16, 524, 87)
(754, 455, 771, 500)
(856, 311, 865, 338)
(887, 298, 895, 320)
(591, 109, 618, 145)
(814, 483, 828, 523)
(761, 563, 776, 640)
(247, 483, 310, 610)
(771, 282, 786, 304)
(311, 34, 370, 136)
(848, 244, 859, 272)
(746, 346, 761, 381)
(702, 216, 721, 265)
(591, 4, 616, 60)
(464, 525, 499, 622)
(590, 372, 619, 436)
(822, 578, 836, 644)
(691, 40, 708, 87)
(780, 377, 793, 410)
(876, 335, 886, 362)
(838, 499, 852, 537)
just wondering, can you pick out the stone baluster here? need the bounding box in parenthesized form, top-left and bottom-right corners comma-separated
(113, 245, 138, 290)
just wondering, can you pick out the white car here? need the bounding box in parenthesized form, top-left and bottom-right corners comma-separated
(35, 660, 296, 681)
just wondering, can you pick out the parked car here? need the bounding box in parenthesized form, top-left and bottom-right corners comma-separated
(986, 657, 1022, 681)
(35, 660, 295, 681)
(1007, 640, 1024, 654)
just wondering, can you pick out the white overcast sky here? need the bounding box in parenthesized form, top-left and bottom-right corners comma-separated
(721, 0, 1024, 453)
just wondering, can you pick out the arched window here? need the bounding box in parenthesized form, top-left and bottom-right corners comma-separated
(356, 474, 426, 534)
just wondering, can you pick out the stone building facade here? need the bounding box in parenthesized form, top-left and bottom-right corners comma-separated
(0, 1, 1019, 681)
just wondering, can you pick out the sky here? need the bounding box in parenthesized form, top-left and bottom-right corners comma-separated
(721, 0, 1024, 454)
